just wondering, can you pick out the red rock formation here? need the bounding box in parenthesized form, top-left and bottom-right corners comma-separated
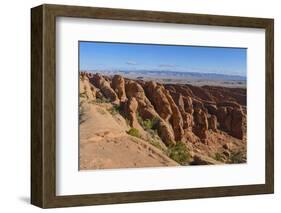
(112, 75, 127, 102)
(208, 115, 218, 132)
(125, 80, 176, 145)
(170, 92, 193, 132)
(83, 72, 246, 145)
(122, 97, 142, 130)
(230, 108, 244, 139)
(193, 108, 208, 140)
(163, 89, 184, 141)
(89, 73, 119, 104)
(216, 106, 245, 139)
(205, 103, 217, 115)
(182, 96, 193, 114)
(157, 120, 176, 145)
(80, 75, 97, 102)
(217, 101, 242, 109)
(144, 81, 172, 121)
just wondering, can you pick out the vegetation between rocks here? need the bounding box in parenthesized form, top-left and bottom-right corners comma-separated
(127, 128, 141, 138)
(167, 142, 191, 165)
(95, 97, 110, 103)
(108, 104, 121, 115)
(214, 152, 223, 162)
(229, 150, 246, 164)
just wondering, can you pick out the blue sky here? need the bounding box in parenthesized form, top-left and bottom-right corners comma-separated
(79, 41, 247, 77)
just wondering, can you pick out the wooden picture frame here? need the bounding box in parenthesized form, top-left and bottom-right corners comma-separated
(31, 4, 274, 208)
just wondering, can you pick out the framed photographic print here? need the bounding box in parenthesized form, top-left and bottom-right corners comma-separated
(31, 4, 274, 208)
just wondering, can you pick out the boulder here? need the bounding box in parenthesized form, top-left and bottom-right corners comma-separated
(222, 143, 229, 150)
(122, 97, 142, 129)
(191, 154, 221, 165)
(222, 150, 231, 158)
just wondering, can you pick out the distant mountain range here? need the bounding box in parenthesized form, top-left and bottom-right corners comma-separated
(82, 70, 246, 81)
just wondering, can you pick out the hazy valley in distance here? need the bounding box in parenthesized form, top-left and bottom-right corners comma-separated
(81, 69, 246, 88)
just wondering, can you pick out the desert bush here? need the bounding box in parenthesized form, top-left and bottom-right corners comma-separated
(229, 150, 246, 164)
(149, 139, 164, 151)
(79, 104, 86, 124)
(108, 105, 120, 115)
(167, 142, 191, 165)
(214, 152, 223, 161)
(136, 113, 143, 125)
(79, 91, 87, 98)
(95, 97, 110, 103)
(127, 128, 141, 138)
(137, 114, 159, 131)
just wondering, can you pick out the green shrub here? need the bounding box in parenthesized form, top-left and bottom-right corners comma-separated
(167, 142, 191, 165)
(79, 91, 87, 98)
(127, 128, 141, 138)
(144, 119, 154, 130)
(137, 113, 159, 131)
(229, 150, 246, 164)
(108, 105, 120, 115)
(95, 97, 110, 103)
(79, 104, 86, 124)
(136, 112, 143, 125)
(149, 139, 164, 151)
(214, 152, 223, 161)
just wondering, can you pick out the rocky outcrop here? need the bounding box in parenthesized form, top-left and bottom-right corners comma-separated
(215, 106, 245, 139)
(208, 115, 218, 132)
(125, 80, 175, 145)
(217, 101, 242, 109)
(164, 89, 184, 141)
(144, 81, 172, 121)
(122, 97, 142, 129)
(230, 107, 245, 139)
(80, 72, 247, 166)
(205, 103, 217, 115)
(157, 120, 176, 146)
(193, 108, 208, 140)
(125, 80, 158, 120)
(80, 75, 97, 102)
(89, 73, 119, 104)
(81, 72, 246, 146)
(191, 154, 222, 165)
(112, 75, 127, 102)
(182, 96, 193, 114)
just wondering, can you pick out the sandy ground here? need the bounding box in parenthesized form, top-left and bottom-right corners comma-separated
(79, 103, 178, 170)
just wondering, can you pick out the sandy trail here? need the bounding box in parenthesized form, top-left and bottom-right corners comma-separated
(79, 103, 178, 170)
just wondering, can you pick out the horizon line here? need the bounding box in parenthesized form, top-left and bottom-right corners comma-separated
(80, 69, 247, 78)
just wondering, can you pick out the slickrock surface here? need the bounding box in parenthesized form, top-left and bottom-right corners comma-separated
(79, 72, 247, 170)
